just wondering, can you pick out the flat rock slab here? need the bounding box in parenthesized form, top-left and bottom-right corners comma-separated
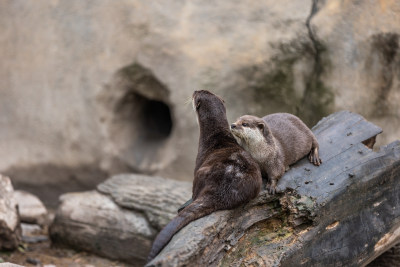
(147, 111, 400, 267)
(50, 174, 191, 264)
(14, 191, 47, 226)
(0, 175, 21, 250)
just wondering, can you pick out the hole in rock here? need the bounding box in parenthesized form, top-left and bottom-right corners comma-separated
(105, 63, 174, 174)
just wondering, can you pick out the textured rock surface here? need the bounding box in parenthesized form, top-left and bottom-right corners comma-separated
(0, 175, 21, 250)
(311, 0, 400, 147)
(0, 0, 313, 186)
(0, 0, 399, 202)
(14, 191, 47, 226)
(50, 174, 191, 264)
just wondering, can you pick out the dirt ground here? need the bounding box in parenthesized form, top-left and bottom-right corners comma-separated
(0, 241, 135, 267)
(0, 222, 137, 267)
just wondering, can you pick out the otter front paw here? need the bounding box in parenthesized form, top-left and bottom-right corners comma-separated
(266, 179, 277, 195)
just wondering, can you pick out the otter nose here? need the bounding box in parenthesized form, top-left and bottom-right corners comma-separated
(231, 124, 236, 129)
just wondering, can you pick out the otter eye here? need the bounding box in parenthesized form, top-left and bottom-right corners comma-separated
(196, 101, 201, 109)
(242, 123, 249, 127)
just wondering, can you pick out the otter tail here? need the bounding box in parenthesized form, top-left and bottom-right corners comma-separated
(147, 198, 213, 262)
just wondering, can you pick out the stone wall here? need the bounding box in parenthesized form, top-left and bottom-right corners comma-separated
(0, 0, 399, 194)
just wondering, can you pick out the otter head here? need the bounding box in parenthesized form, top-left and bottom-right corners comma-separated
(192, 90, 227, 126)
(230, 115, 269, 147)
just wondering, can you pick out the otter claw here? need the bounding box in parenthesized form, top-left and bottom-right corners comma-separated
(267, 185, 276, 195)
(269, 188, 276, 195)
(267, 180, 277, 195)
(309, 149, 322, 166)
(311, 156, 321, 166)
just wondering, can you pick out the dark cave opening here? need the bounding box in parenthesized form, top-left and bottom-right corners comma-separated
(105, 62, 174, 174)
(140, 97, 173, 141)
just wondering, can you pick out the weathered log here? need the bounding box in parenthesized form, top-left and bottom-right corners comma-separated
(49, 174, 191, 265)
(147, 111, 400, 266)
(97, 174, 192, 231)
(368, 242, 400, 267)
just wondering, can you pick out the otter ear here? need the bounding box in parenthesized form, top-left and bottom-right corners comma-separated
(257, 122, 268, 137)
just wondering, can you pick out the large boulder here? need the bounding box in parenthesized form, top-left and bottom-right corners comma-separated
(0, 175, 21, 250)
(49, 174, 191, 264)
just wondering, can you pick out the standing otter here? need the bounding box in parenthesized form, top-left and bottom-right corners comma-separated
(231, 113, 321, 194)
(147, 90, 262, 262)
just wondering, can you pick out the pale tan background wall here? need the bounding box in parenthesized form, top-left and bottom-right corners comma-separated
(0, 0, 399, 201)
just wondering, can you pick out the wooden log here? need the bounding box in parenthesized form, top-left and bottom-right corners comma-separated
(97, 174, 192, 231)
(368, 242, 400, 267)
(147, 111, 400, 267)
(49, 174, 191, 265)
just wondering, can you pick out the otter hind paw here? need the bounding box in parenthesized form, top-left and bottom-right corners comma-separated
(309, 148, 322, 166)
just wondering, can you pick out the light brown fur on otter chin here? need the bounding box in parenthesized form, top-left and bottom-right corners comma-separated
(147, 90, 262, 262)
(231, 113, 321, 194)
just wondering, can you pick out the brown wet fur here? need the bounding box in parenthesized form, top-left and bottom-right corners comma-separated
(231, 113, 321, 194)
(147, 90, 262, 262)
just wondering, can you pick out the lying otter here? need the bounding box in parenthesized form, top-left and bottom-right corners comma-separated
(231, 113, 321, 194)
(147, 90, 262, 262)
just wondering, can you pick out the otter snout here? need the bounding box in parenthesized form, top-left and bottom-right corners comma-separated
(230, 123, 243, 140)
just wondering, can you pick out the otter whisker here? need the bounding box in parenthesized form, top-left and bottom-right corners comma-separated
(184, 96, 193, 105)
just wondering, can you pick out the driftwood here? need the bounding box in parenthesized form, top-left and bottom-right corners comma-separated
(147, 111, 400, 266)
(368, 243, 400, 266)
(49, 174, 191, 265)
